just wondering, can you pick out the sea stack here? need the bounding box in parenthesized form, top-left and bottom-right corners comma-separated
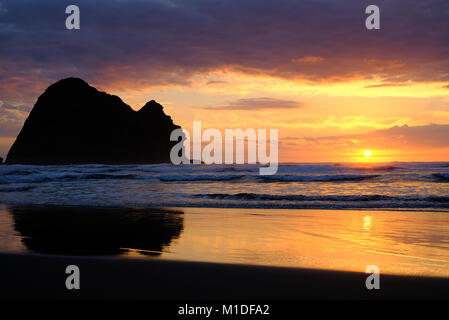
(6, 78, 182, 164)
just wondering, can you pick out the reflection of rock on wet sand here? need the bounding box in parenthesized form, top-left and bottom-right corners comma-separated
(9, 206, 183, 256)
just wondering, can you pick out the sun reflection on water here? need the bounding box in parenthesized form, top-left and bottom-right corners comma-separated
(363, 215, 373, 232)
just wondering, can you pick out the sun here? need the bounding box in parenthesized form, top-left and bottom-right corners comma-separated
(364, 150, 372, 157)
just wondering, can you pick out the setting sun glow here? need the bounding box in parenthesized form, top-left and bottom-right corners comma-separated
(364, 150, 372, 157)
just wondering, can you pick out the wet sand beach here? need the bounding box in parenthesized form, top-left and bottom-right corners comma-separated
(0, 205, 449, 299)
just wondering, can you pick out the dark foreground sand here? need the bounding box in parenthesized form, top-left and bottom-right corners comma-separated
(1, 252, 448, 300)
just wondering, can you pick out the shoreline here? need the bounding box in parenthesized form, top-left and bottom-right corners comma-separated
(1, 252, 449, 300)
(1, 202, 449, 213)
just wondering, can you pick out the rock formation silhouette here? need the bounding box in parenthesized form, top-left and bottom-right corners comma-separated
(6, 78, 182, 164)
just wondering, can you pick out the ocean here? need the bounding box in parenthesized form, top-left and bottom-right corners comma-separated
(1, 162, 449, 277)
(1, 162, 449, 210)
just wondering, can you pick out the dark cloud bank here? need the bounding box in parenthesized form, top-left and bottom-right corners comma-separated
(0, 0, 448, 104)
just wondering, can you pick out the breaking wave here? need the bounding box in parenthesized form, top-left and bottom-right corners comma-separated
(0, 163, 448, 209)
(193, 193, 449, 202)
(157, 174, 245, 182)
(431, 173, 449, 182)
(258, 174, 380, 182)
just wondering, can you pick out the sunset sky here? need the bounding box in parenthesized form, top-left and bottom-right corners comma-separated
(1, 0, 449, 162)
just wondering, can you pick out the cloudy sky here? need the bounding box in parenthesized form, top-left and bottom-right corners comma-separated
(1, 0, 449, 161)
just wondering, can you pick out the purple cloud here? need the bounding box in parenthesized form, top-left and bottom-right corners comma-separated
(0, 0, 448, 107)
(199, 97, 302, 110)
